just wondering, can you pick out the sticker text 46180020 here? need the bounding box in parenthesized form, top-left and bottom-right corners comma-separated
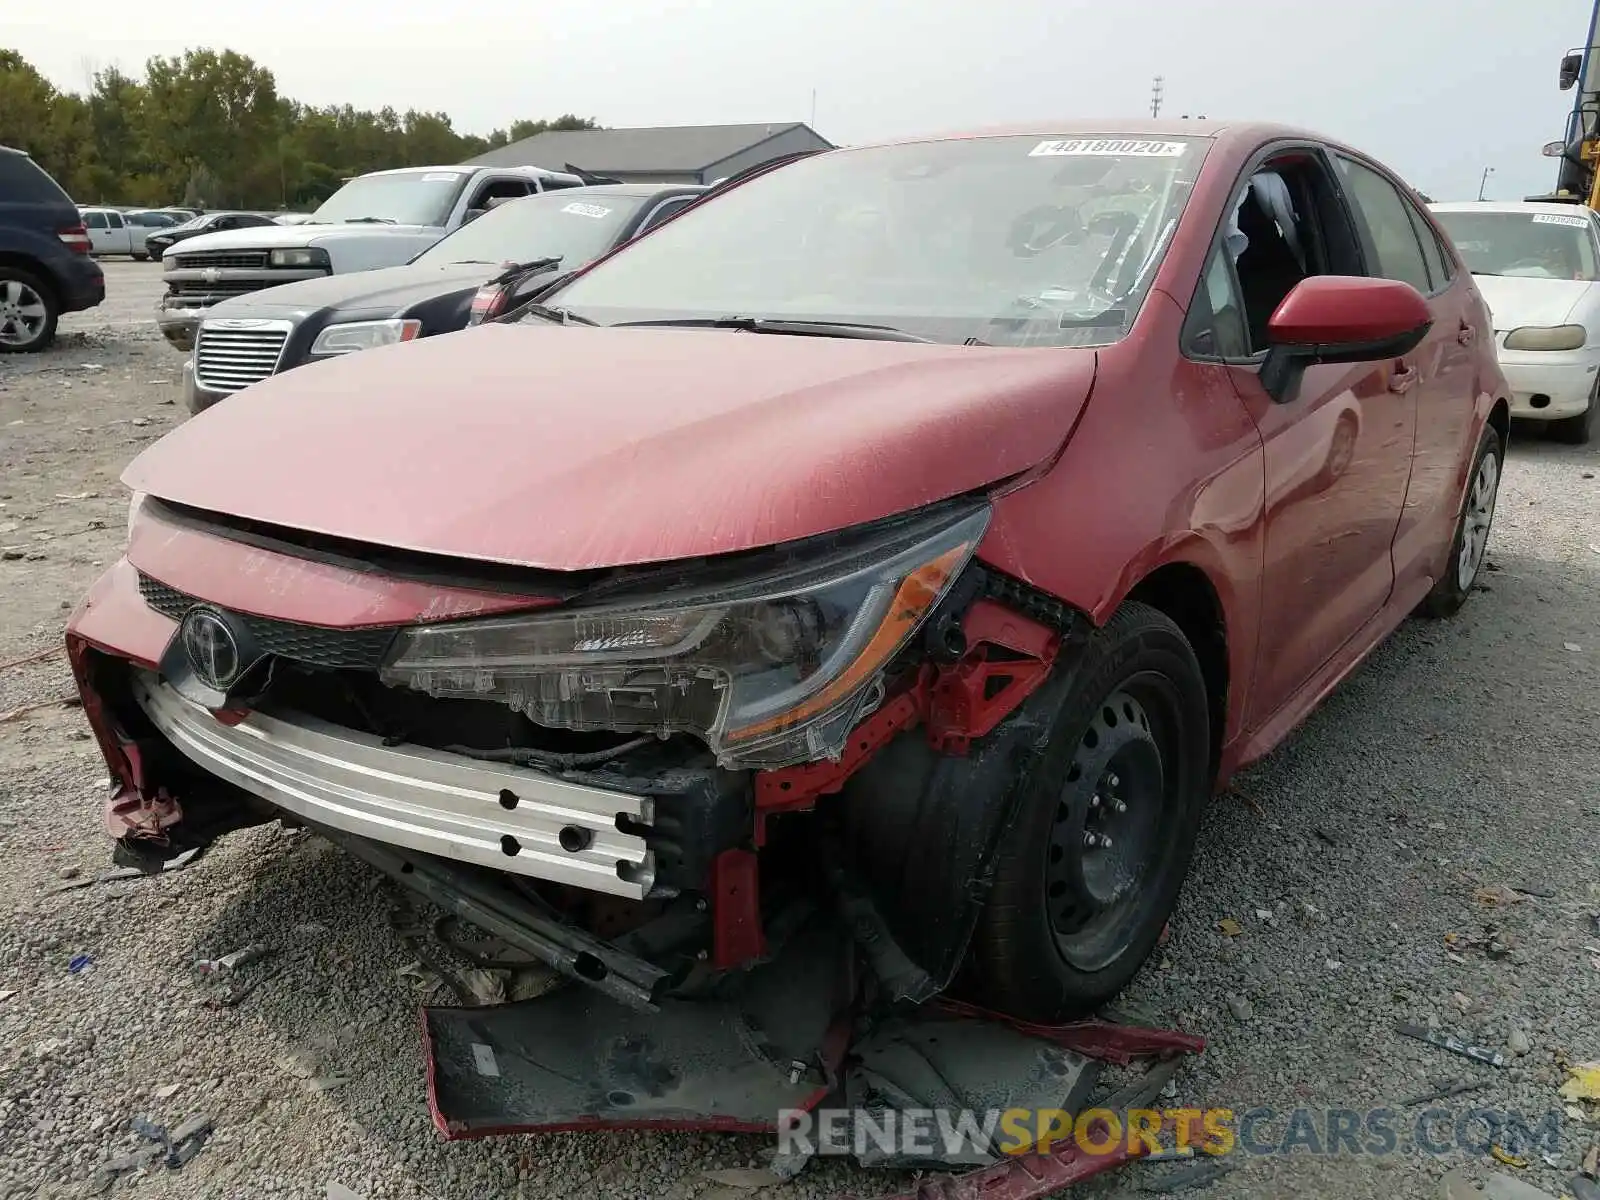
(1030, 139, 1187, 159)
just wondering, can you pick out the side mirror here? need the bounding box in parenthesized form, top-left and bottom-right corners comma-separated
(1560, 52, 1583, 90)
(463, 208, 486, 224)
(1260, 276, 1433, 404)
(1544, 140, 1568, 158)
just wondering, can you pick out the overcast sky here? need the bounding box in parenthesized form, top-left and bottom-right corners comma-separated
(5, 0, 1591, 200)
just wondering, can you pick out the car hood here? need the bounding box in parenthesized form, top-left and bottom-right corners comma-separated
(172, 223, 435, 254)
(124, 324, 1097, 571)
(207, 261, 494, 315)
(1471, 274, 1594, 331)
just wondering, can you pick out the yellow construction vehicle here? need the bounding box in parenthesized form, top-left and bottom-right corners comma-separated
(1540, 0, 1600, 209)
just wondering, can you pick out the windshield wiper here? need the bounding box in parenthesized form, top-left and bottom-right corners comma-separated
(342, 216, 397, 224)
(611, 316, 935, 343)
(482, 256, 563, 285)
(519, 302, 597, 327)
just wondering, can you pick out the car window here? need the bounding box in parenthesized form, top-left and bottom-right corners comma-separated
(546, 133, 1213, 348)
(1430, 209, 1600, 281)
(83, 210, 107, 228)
(1332, 155, 1433, 293)
(0, 151, 73, 204)
(1407, 206, 1448, 292)
(470, 179, 531, 210)
(1184, 246, 1250, 359)
(106, 211, 124, 229)
(240, 214, 275, 227)
(639, 196, 695, 233)
(413, 190, 653, 269)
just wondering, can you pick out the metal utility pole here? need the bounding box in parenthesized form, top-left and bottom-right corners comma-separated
(1477, 166, 1495, 200)
(1150, 77, 1164, 119)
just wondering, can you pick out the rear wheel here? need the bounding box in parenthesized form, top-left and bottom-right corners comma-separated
(0, 268, 58, 353)
(1549, 380, 1596, 445)
(132, 251, 150, 263)
(969, 602, 1210, 1020)
(1417, 422, 1502, 618)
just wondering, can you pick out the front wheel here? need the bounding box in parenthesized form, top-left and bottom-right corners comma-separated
(1417, 423, 1503, 619)
(969, 601, 1211, 1020)
(1549, 381, 1596, 445)
(132, 252, 150, 263)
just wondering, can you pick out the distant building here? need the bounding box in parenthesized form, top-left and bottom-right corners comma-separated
(461, 122, 834, 185)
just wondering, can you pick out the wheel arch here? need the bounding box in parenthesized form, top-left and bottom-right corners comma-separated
(1120, 560, 1229, 783)
(0, 253, 59, 305)
(1487, 396, 1510, 448)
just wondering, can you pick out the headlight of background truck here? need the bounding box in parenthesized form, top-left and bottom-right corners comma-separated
(269, 248, 328, 269)
(308, 319, 422, 356)
(379, 506, 991, 769)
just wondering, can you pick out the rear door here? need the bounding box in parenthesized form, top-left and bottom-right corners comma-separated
(1329, 153, 1475, 590)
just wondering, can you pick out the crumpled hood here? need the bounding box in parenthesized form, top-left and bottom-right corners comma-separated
(124, 323, 1097, 571)
(1471, 274, 1594, 332)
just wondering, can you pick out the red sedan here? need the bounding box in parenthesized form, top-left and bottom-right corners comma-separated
(68, 121, 1507, 1029)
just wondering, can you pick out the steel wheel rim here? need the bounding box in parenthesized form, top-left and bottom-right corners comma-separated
(1456, 449, 1500, 592)
(1046, 678, 1180, 972)
(0, 280, 48, 347)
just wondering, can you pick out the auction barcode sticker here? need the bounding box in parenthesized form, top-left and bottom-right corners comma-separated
(562, 202, 613, 218)
(1532, 213, 1590, 228)
(1030, 139, 1187, 158)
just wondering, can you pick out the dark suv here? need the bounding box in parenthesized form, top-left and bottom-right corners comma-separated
(0, 146, 105, 352)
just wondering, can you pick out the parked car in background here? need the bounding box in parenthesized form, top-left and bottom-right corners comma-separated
(1431, 200, 1600, 443)
(80, 207, 184, 260)
(181, 183, 706, 412)
(144, 211, 280, 261)
(0, 145, 103, 351)
(70, 122, 1508, 1049)
(154, 164, 586, 350)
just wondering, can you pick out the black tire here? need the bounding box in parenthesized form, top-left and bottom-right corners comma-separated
(0, 266, 59, 353)
(1417, 422, 1503, 619)
(132, 252, 150, 263)
(969, 601, 1211, 1021)
(1549, 383, 1596, 445)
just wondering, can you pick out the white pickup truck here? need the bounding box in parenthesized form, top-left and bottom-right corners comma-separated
(155, 163, 586, 350)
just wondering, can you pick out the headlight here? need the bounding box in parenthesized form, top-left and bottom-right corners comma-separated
(308, 319, 422, 356)
(1503, 324, 1586, 351)
(127, 491, 147, 542)
(269, 247, 327, 268)
(379, 506, 990, 769)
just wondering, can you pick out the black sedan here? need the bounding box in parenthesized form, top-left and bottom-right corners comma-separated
(180, 183, 706, 414)
(145, 211, 285, 259)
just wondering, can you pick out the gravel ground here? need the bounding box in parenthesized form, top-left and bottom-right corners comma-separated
(0, 261, 1597, 1200)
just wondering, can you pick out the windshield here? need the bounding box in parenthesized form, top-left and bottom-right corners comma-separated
(309, 170, 469, 227)
(542, 134, 1209, 347)
(1432, 210, 1599, 281)
(414, 191, 650, 268)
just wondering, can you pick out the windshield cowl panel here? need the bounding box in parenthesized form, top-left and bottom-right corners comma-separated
(543, 134, 1212, 348)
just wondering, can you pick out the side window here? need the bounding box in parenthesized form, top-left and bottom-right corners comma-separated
(536, 178, 582, 193)
(471, 179, 531, 209)
(639, 197, 693, 233)
(1332, 155, 1433, 293)
(1404, 201, 1449, 291)
(213, 216, 236, 230)
(1184, 247, 1250, 359)
(106, 211, 124, 229)
(83, 211, 107, 229)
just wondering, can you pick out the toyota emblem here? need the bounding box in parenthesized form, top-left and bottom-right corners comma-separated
(180, 608, 242, 690)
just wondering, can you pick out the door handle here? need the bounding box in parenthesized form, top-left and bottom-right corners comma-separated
(1388, 363, 1420, 394)
(1457, 324, 1476, 346)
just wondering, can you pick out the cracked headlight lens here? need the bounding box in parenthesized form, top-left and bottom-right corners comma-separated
(379, 506, 990, 769)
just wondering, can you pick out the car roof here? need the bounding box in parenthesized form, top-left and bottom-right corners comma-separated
(359, 163, 580, 181)
(853, 117, 1314, 150)
(555, 183, 707, 198)
(1429, 199, 1597, 217)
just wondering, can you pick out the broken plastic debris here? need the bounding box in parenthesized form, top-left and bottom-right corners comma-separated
(1476, 884, 1527, 908)
(1565, 642, 1583, 652)
(0, 988, 15, 1004)
(153, 1082, 181, 1100)
(1216, 918, 1243, 937)
(1396, 1022, 1507, 1067)
(308, 1076, 351, 1093)
(1491, 1145, 1530, 1169)
(68, 954, 92, 974)
(1559, 1063, 1600, 1103)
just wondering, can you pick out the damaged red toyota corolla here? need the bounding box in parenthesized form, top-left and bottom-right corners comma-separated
(68, 122, 1507, 1063)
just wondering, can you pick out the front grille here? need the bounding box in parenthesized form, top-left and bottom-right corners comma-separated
(137, 573, 399, 670)
(195, 323, 290, 392)
(170, 251, 269, 271)
(170, 279, 269, 300)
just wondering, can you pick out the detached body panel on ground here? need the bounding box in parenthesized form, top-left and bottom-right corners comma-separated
(66, 120, 1510, 1162)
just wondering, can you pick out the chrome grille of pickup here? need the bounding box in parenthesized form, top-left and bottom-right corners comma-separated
(137, 573, 399, 670)
(170, 279, 268, 300)
(194, 321, 291, 392)
(170, 251, 269, 271)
